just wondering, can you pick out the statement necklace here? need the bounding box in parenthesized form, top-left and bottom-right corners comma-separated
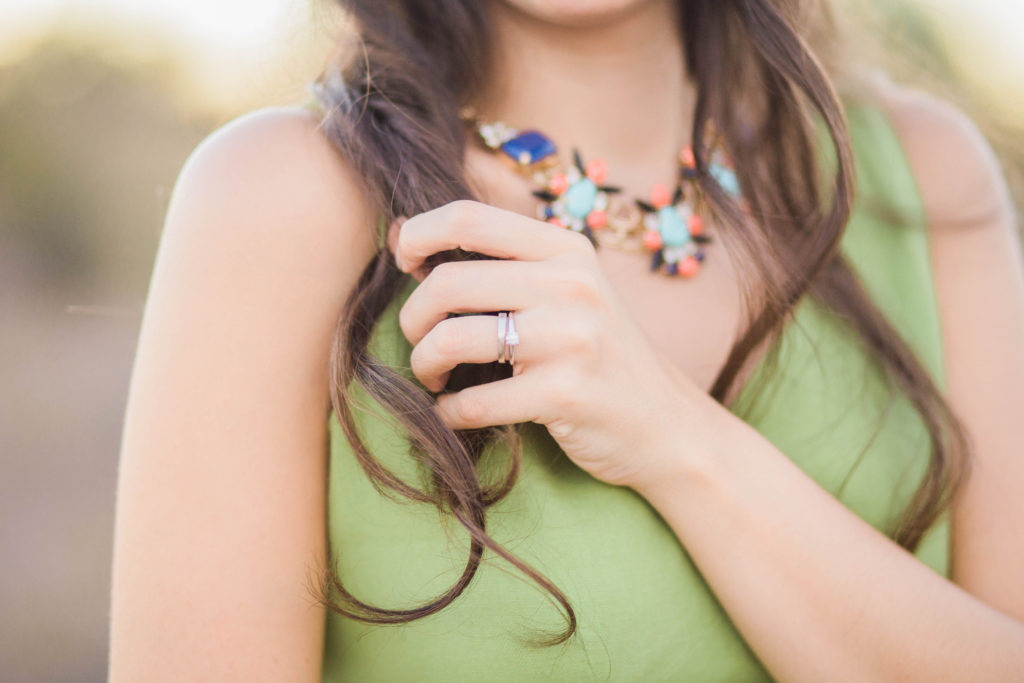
(462, 109, 741, 278)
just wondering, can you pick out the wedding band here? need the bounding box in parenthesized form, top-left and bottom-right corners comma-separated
(504, 311, 519, 366)
(497, 312, 509, 363)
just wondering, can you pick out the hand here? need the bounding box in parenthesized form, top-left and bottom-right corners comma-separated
(389, 199, 721, 491)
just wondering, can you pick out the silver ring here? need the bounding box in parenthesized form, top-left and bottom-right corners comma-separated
(497, 312, 508, 363)
(504, 311, 519, 366)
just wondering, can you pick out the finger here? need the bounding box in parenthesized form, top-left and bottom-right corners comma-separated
(411, 311, 542, 392)
(386, 216, 406, 255)
(399, 259, 551, 345)
(435, 370, 545, 430)
(395, 199, 594, 274)
(399, 257, 605, 347)
(387, 216, 431, 281)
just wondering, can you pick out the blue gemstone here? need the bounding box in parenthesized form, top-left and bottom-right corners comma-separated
(657, 206, 691, 247)
(666, 262, 679, 275)
(543, 206, 555, 219)
(695, 251, 705, 262)
(500, 130, 557, 166)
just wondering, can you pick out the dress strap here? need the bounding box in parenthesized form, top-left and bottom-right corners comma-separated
(839, 101, 946, 390)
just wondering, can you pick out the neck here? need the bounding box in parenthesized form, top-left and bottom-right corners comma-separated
(473, 0, 694, 194)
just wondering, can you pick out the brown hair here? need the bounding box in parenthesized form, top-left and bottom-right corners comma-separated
(310, 0, 971, 646)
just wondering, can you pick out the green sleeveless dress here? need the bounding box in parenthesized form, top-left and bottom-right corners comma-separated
(319, 103, 949, 681)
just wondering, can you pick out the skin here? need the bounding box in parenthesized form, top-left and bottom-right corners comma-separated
(108, 110, 377, 680)
(108, 0, 1024, 680)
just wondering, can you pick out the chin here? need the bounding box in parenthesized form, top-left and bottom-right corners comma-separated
(494, 0, 667, 28)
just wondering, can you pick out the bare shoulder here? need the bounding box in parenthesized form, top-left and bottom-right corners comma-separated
(168, 105, 378, 270)
(109, 106, 377, 679)
(872, 81, 1016, 229)
(150, 103, 381, 401)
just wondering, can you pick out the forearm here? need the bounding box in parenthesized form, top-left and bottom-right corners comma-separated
(636, 415, 1024, 682)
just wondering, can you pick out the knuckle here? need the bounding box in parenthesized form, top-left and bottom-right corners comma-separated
(556, 268, 602, 305)
(422, 261, 458, 301)
(547, 419, 576, 441)
(447, 200, 480, 238)
(431, 317, 464, 357)
(452, 394, 484, 425)
(561, 315, 601, 356)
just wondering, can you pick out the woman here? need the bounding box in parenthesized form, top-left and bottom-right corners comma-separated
(108, 0, 1024, 680)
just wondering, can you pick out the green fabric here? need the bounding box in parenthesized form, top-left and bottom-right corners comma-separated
(320, 103, 949, 681)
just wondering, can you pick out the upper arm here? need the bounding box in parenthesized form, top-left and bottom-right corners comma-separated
(108, 106, 378, 680)
(881, 85, 1024, 620)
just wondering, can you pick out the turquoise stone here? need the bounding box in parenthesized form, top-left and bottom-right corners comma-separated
(564, 178, 598, 218)
(710, 163, 741, 197)
(658, 206, 691, 247)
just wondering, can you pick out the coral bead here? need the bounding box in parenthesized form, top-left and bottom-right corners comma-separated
(680, 146, 696, 167)
(547, 218, 565, 228)
(642, 229, 662, 250)
(586, 158, 608, 184)
(688, 214, 704, 236)
(549, 173, 569, 195)
(587, 210, 607, 229)
(650, 183, 671, 208)
(678, 256, 700, 277)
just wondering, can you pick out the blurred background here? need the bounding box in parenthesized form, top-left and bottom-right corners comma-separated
(0, 0, 1021, 679)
